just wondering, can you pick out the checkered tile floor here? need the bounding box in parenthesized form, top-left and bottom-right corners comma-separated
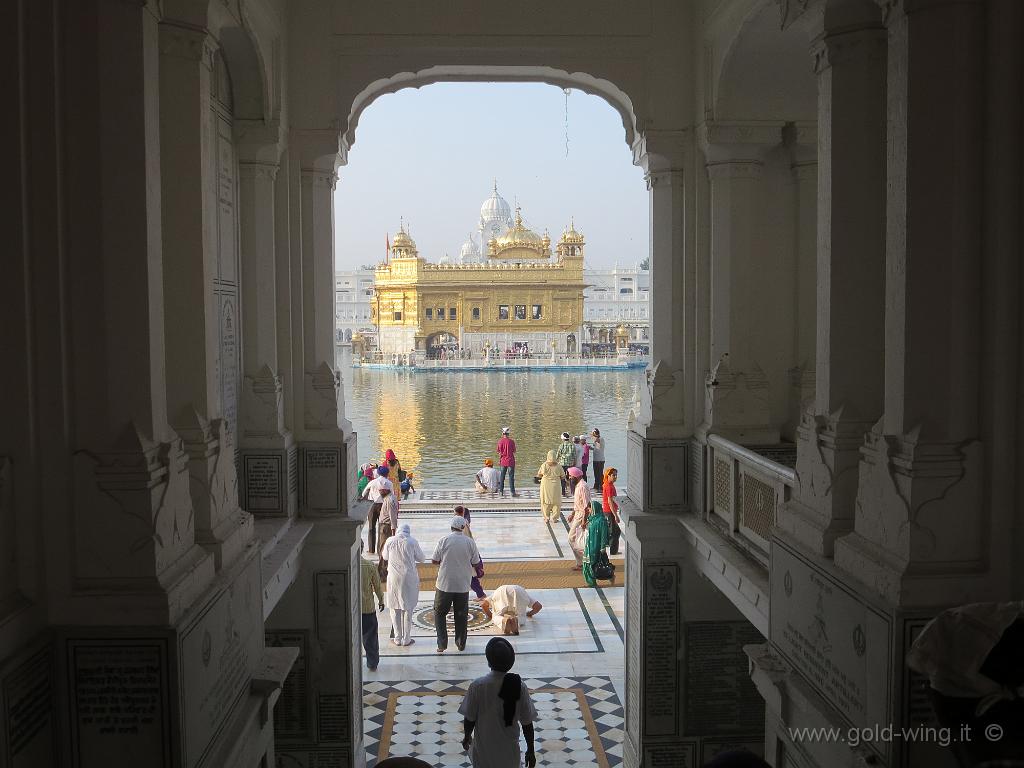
(363, 676, 623, 767)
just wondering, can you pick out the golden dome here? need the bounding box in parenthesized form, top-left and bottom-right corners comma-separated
(560, 218, 585, 244)
(392, 226, 416, 250)
(495, 207, 543, 247)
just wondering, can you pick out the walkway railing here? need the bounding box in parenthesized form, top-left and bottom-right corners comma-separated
(705, 434, 796, 561)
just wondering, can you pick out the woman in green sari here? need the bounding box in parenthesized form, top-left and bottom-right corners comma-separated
(582, 503, 611, 587)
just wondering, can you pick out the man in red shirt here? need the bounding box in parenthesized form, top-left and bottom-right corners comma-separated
(496, 427, 519, 497)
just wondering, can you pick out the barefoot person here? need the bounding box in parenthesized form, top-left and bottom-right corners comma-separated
(566, 467, 591, 571)
(475, 459, 500, 495)
(430, 516, 482, 653)
(536, 451, 566, 525)
(479, 585, 543, 635)
(359, 543, 384, 671)
(496, 427, 519, 497)
(380, 524, 425, 647)
(460, 638, 538, 768)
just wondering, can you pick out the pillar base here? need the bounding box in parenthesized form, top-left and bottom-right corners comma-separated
(765, 532, 955, 768)
(266, 516, 365, 768)
(625, 429, 690, 513)
(48, 545, 297, 768)
(623, 505, 765, 768)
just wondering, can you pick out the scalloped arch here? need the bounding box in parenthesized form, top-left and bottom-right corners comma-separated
(340, 66, 642, 166)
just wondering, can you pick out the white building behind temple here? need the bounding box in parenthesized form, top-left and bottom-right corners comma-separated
(334, 269, 376, 343)
(583, 265, 650, 347)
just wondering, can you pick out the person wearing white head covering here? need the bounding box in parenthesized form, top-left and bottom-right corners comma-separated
(380, 524, 426, 646)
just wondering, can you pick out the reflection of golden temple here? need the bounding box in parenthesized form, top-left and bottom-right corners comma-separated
(371, 189, 586, 357)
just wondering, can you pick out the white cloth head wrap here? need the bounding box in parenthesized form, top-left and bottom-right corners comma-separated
(906, 601, 1024, 716)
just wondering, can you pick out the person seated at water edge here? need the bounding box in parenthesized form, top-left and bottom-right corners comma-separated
(379, 524, 425, 647)
(479, 585, 542, 635)
(453, 505, 486, 599)
(554, 432, 577, 495)
(361, 465, 393, 553)
(566, 468, 591, 571)
(431, 516, 482, 653)
(460, 638, 538, 768)
(475, 459, 501, 494)
(536, 451, 566, 525)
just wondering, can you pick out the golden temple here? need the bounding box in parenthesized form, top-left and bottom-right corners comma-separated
(371, 194, 586, 357)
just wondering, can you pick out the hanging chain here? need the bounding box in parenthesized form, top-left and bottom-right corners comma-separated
(563, 88, 571, 157)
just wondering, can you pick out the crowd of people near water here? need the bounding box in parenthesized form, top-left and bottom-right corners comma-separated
(356, 429, 623, 664)
(356, 441, 787, 768)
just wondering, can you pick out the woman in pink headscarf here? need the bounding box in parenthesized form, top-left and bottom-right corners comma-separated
(565, 468, 590, 571)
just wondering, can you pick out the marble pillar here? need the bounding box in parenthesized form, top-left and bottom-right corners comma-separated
(835, 0, 989, 607)
(293, 132, 357, 515)
(701, 122, 785, 445)
(784, 123, 817, 441)
(627, 130, 691, 514)
(264, 518, 365, 768)
(238, 160, 298, 518)
(778, 14, 887, 557)
(623, 507, 766, 768)
(159, 21, 252, 571)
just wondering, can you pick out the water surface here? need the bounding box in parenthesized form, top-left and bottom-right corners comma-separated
(338, 349, 643, 488)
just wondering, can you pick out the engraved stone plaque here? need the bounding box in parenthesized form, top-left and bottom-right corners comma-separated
(625, 547, 642, 742)
(303, 447, 342, 514)
(265, 631, 310, 742)
(67, 640, 171, 768)
(684, 621, 765, 736)
(242, 454, 284, 513)
(314, 571, 349, 641)
(3, 645, 55, 767)
(644, 563, 680, 737)
(180, 556, 262, 766)
(770, 539, 892, 745)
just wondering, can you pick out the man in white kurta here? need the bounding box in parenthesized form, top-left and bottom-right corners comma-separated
(379, 524, 425, 646)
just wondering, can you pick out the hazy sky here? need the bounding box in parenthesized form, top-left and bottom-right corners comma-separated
(333, 82, 648, 270)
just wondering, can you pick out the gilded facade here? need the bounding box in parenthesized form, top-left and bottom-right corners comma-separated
(371, 193, 586, 357)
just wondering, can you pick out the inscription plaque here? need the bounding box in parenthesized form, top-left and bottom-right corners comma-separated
(67, 640, 170, 768)
(265, 631, 309, 741)
(644, 743, 696, 767)
(771, 540, 891, 750)
(181, 557, 262, 766)
(314, 571, 349, 640)
(219, 296, 239, 440)
(644, 563, 680, 737)
(243, 455, 284, 513)
(303, 447, 341, 513)
(684, 621, 764, 735)
(3, 646, 55, 766)
(625, 548, 641, 742)
(317, 694, 348, 743)
(276, 749, 345, 768)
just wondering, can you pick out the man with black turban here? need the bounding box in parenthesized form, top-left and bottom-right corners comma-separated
(459, 638, 538, 767)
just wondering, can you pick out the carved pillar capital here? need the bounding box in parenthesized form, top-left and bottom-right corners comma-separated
(157, 22, 216, 69)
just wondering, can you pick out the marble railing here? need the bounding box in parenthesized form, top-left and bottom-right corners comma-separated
(706, 434, 796, 562)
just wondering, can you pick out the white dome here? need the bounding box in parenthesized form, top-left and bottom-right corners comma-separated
(438, 252, 452, 265)
(459, 234, 480, 262)
(479, 181, 512, 227)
